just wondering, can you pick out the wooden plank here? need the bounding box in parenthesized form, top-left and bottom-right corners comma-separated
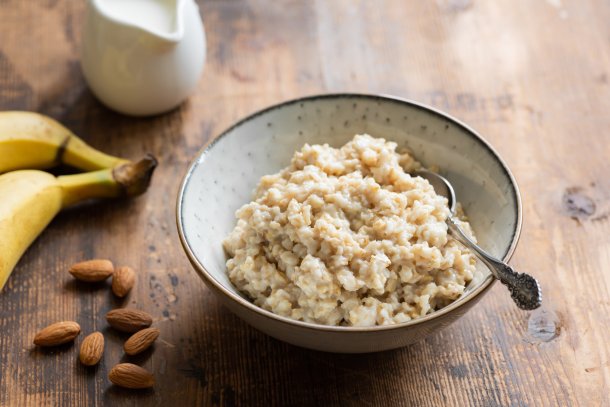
(0, 0, 609, 405)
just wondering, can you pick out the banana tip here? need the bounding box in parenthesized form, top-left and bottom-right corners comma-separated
(113, 154, 158, 197)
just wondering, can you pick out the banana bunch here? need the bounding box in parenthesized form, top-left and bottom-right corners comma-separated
(0, 112, 157, 290)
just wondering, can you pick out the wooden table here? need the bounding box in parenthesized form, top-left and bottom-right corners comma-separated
(1, 1, 609, 406)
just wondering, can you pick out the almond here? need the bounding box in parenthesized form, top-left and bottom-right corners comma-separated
(33, 321, 81, 346)
(124, 327, 160, 355)
(109, 363, 154, 389)
(69, 259, 114, 282)
(112, 266, 135, 298)
(79, 332, 104, 366)
(106, 309, 152, 333)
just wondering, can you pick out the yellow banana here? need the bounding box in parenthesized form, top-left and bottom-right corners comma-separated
(0, 155, 157, 290)
(0, 111, 129, 173)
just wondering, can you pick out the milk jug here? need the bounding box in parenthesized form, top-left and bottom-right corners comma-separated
(81, 0, 206, 116)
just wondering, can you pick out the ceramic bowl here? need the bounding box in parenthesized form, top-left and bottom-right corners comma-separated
(176, 94, 521, 353)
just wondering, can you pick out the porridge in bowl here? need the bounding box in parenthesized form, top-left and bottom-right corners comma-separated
(222, 134, 478, 326)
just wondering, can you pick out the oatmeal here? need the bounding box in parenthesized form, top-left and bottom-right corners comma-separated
(222, 134, 477, 326)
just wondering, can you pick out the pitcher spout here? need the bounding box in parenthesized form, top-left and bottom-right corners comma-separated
(91, 0, 187, 44)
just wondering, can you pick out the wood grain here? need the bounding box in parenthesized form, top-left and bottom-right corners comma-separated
(1, 0, 609, 406)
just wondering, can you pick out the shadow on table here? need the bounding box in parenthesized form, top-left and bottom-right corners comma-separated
(170, 295, 448, 407)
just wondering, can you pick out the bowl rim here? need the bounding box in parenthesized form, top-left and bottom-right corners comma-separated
(176, 93, 522, 333)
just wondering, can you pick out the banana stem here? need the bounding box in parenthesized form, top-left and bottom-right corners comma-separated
(58, 155, 158, 208)
(58, 169, 121, 207)
(62, 136, 130, 171)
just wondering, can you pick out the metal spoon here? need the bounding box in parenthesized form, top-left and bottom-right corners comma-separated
(417, 170, 542, 310)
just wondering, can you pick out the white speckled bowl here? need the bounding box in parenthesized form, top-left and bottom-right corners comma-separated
(177, 94, 521, 353)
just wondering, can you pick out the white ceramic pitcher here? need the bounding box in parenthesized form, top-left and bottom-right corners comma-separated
(81, 0, 206, 116)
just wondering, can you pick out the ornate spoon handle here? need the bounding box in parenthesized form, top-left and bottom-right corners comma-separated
(446, 217, 542, 310)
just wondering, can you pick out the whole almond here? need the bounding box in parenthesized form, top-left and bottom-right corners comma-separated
(33, 321, 80, 346)
(106, 309, 152, 333)
(109, 363, 154, 389)
(79, 332, 104, 366)
(124, 328, 160, 355)
(69, 259, 114, 282)
(112, 266, 136, 298)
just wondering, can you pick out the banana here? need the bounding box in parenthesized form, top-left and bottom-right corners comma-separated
(0, 111, 129, 173)
(0, 155, 157, 290)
